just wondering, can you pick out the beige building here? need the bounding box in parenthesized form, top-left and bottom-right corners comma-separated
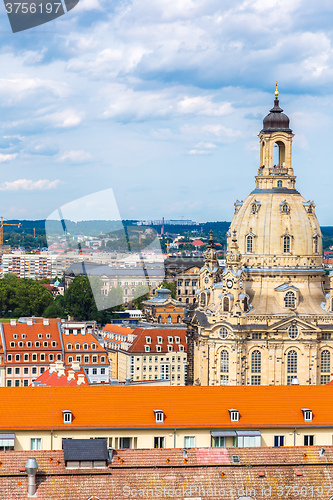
(2, 385, 333, 451)
(187, 87, 333, 386)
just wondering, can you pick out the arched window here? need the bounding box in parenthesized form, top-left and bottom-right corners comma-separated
(282, 203, 289, 214)
(220, 350, 229, 373)
(167, 315, 172, 323)
(177, 315, 181, 323)
(251, 203, 257, 214)
(277, 180, 282, 187)
(186, 298, 189, 304)
(321, 350, 330, 373)
(288, 324, 298, 339)
(246, 235, 253, 253)
(158, 315, 162, 324)
(283, 235, 291, 253)
(223, 297, 230, 312)
(251, 350, 261, 373)
(284, 291, 296, 308)
(219, 327, 228, 339)
(287, 350, 297, 375)
(314, 235, 318, 254)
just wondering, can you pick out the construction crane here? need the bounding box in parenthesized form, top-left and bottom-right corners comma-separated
(0, 217, 22, 245)
(131, 229, 144, 244)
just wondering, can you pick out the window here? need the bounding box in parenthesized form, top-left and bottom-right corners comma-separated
(285, 291, 296, 308)
(40, 367, 45, 374)
(24, 354, 29, 361)
(251, 203, 258, 214)
(246, 235, 253, 253)
(145, 337, 151, 344)
(43, 341, 48, 347)
(288, 324, 298, 339)
(156, 345, 161, 352)
(15, 354, 20, 362)
(18, 341, 23, 348)
(49, 354, 54, 361)
(32, 367, 37, 374)
(31, 438, 41, 450)
(251, 375, 261, 385)
(304, 435, 314, 446)
(57, 354, 62, 361)
(7, 367, 12, 375)
(154, 410, 164, 423)
(252, 333, 261, 339)
(322, 332, 331, 340)
(184, 436, 195, 448)
(62, 411, 72, 424)
(7, 354, 12, 362)
(251, 350, 261, 373)
(101, 368, 105, 375)
(119, 437, 131, 449)
(302, 409, 312, 422)
(35, 341, 40, 347)
(321, 350, 330, 373)
(92, 356, 98, 363)
(220, 350, 229, 374)
(158, 316, 162, 323)
(14, 380, 20, 387)
(84, 355, 89, 363)
(282, 203, 289, 214)
(40, 354, 45, 361)
(223, 297, 229, 312)
(92, 368, 97, 375)
(91, 343, 97, 350)
(179, 345, 184, 351)
(23, 380, 29, 387)
(27, 341, 32, 347)
(10, 341, 15, 347)
(157, 337, 163, 344)
(229, 410, 239, 422)
(212, 436, 225, 447)
(274, 436, 284, 447)
(154, 437, 165, 448)
(76, 355, 81, 362)
(46, 333, 50, 339)
(219, 327, 228, 339)
(167, 315, 171, 324)
(75, 343, 80, 350)
(67, 344, 72, 350)
(83, 343, 88, 350)
(160, 364, 170, 380)
(167, 345, 173, 352)
(38, 334, 42, 339)
(6, 381, 12, 387)
(15, 367, 20, 375)
(68, 356, 73, 363)
(287, 350, 297, 384)
(277, 180, 282, 187)
(23, 367, 28, 375)
(283, 235, 291, 253)
(314, 235, 319, 253)
(101, 356, 105, 363)
(145, 345, 150, 352)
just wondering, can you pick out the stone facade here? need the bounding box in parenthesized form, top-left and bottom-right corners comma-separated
(187, 89, 333, 386)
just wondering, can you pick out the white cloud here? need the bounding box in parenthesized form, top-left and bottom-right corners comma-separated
(177, 96, 233, 116)
(41, 109, 84, 128)
(0, 153, 18, 163)
(0, 179, 62, 191)
(59, 150, 92, 162)
(187, 149, 212, 155)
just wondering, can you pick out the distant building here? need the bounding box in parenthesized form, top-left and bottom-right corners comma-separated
(142, 288, 186, 324)
(32, 361, 88, 387)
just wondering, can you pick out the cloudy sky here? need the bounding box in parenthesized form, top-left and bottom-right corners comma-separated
(1, 0, 333, 224)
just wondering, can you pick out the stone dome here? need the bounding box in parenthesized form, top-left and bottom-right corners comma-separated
(262, 99, 291, 133)
(229, 190, 322, 269)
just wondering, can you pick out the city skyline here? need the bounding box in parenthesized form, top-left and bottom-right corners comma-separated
(0, 1, 333, 223)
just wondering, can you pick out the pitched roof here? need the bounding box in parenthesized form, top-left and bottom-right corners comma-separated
(102, 324, 135, 335)
(32, 366, 88, 387)
(2, 385, 333, 430)
(2, 322, 62, 351)
(128, 328, 187, 353)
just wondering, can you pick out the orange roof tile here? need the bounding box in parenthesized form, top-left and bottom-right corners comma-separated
(129, 328, 187, 353)
(2, 322, 62, 351)
(33, 367, 89, 387)
(102, 325, 135, 335)
(1, 385, 333, 430)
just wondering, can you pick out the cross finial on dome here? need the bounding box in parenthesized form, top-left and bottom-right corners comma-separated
(275, 82, 279, 99)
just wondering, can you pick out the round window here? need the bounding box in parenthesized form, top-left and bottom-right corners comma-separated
(219, 327, 229, 339)
(288, 325, 298, 339)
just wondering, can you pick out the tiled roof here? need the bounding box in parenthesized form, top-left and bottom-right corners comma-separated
(2, 385, 333, 430)
(2, 322, 62, 351)
(128, 327, 187, 353)
(102, 325, 135, 335)
(32, 366, 89, 387)
(1, 447, 333, 499)
(63, 332, 105, 353)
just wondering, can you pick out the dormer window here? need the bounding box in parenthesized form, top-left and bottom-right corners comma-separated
(179, 345, 184, 351)
(157, 337, 163, 344)
(67, 343, 72, 350)
(145, 336, 151, 344)
(145, 345, 150, 352)
(13, 334, 17, 339)
(154, 410, 164, 423)
(18, 341, 23, 348)
(156, 345, 161, 352)
(168, 337, 173, 343)
(21, 334, 26, 339)
(228, 409, 239, 422)
(38, 334, 42, 339)
(10, 342, 15, 348)
(35, 341, 40, 347)
(46, 333, 51, 339)
(302, 409, 313, 422)
(62, 410, 73, 424)
(167, 345, 173, 352)
(175, 336, 180, 343)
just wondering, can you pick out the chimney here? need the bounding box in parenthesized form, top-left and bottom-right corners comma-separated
(43, 318, 49, 326)
(71, 361, 80, 371)
(27, 318, 33, 326)
(25, 457, 38, 497)
(67, 370, 75, 381)
(77, 373, 85, 385)
(49, 363, 57, 374)
(10, 319, 16, 327)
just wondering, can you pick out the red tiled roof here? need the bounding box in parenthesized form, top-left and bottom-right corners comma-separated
(129, 328, 187, 353)
(1, 385, 333, 430)
(102, 325, 135, 335)
(32, 367, 88, 387)
(2, 322, 62, 351)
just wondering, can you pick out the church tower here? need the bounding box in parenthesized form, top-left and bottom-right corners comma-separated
(186, 86, 333, 387)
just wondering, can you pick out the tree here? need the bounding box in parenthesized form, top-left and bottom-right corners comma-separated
(63, 276, 97, 321)
(159, 281, 177, 299)
(133, 285, 150, 310)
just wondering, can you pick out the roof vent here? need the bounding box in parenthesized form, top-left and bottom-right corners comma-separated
(25, 457, 38, 497)
(291, 377, 300, 385)
(10, 319, 16, 327)
(232, 455, 240, 463)
(43, 319, 49, 326)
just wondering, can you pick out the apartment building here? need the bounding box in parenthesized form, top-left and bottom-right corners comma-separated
(128, 328, 187, 385)
(0, 319, 63, 387)
(1, 385, 333, 451)
(62, 321, 110, 384)
(98, 324, 136, 381)
(142, 288, 186, 324)
(1, 252, 67, 280)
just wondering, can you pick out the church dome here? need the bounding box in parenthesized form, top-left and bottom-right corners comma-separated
(262, 99, 291, 133)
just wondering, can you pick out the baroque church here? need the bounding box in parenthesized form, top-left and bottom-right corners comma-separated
(186, 86, 333, 386)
